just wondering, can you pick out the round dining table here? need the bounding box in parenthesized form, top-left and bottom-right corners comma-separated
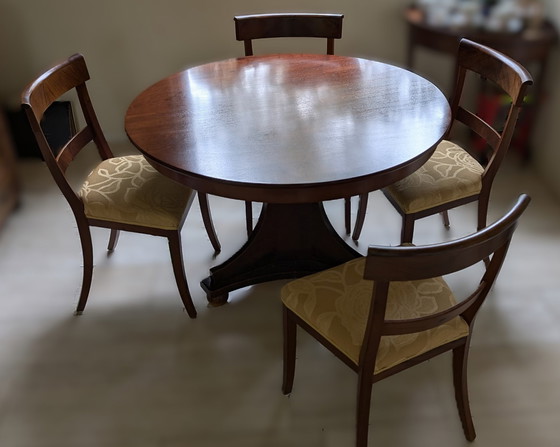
(125, 54, 451, 305)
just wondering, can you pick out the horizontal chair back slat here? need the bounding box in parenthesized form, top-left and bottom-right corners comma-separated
(364, 194, 530, 282)
(458, 39, 533, 105)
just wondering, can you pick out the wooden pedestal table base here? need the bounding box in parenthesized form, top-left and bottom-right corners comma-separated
(201, 202, 361, 305)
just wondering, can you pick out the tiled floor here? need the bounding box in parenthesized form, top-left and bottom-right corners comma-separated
(1, 155, 559, 447)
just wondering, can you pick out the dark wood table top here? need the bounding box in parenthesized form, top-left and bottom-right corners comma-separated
(125, 54, 451, 204)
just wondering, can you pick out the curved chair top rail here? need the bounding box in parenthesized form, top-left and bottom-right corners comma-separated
(365, 193, 531, 281)
(234, 13, 344, 56)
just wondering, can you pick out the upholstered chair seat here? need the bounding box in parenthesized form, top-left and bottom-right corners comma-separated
(384, 141, 483, 215)
(281, 257, 469, 374)
(80, 155, 193, 231)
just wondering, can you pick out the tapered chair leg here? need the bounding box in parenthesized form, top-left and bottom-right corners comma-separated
(245, 200, 253, 238)
(400, 215, 415, 244)
(441, 211, 450, 228)
(477, 198, 491, 266)
(345, 197, 352, 235)
(107, 229, 120, 252)
(352, 193, 369, 241)
(168, 232, 197, 318)
(477, 197, 489, 232)
(75, 223, 94, 315)
(453, 341, 476, 441)
(356, 372, 374, 447)
(282, 306, 297, 395)
(197, 192, 221, 254)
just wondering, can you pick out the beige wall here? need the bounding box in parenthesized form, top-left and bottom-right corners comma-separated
(1, 0, 559, 197)
(0, 0, 410, 140)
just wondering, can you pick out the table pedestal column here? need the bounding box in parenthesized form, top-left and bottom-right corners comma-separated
(201, 202, 361, 305)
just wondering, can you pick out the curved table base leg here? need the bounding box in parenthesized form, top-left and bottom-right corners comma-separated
(201, 202, 361, 305)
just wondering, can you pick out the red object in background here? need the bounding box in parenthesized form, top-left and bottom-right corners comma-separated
(473, 91, 534, 161)
(473, 92, 502, 156)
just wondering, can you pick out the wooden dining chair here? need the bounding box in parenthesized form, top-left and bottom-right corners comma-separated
(351, 38, 533, 243)
(234, 12, 345, 236)
(281, 193, 530, 447)
(21, 53, 210, 318)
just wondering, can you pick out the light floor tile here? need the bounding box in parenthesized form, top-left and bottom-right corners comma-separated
(0, 157, 559, 447)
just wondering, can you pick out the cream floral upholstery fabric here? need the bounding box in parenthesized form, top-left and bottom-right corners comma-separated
(79, 155, 194, 230)
(281, 257, 470, 374)
(384, 140, 484, 214)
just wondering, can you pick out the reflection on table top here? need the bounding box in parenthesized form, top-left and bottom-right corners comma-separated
(125, 54, 451, 203)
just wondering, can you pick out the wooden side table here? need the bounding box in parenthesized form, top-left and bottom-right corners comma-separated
(405, 7, 558, 161)
(0, 109, 19, 230)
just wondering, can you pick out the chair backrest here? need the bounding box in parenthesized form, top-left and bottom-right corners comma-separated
(21, 54, 113, 212)
(362, 194, 530, 367)
(449, 39, 533, 188)
(234, 13, 344, 56)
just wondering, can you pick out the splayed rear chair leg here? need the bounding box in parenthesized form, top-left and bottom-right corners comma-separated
(76, 224, 94, 315)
